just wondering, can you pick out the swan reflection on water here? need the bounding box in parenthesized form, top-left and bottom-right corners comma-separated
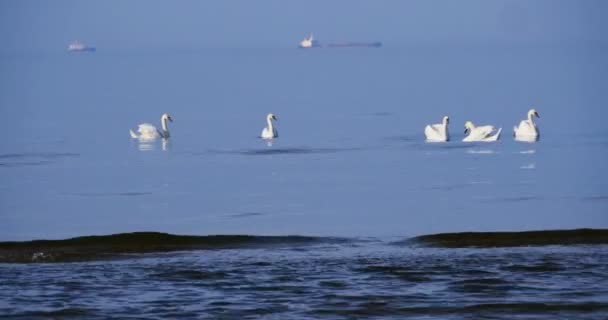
(135, 138, 170, 151)
(263, 138, 275, 147)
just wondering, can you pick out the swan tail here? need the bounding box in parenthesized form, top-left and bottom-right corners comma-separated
(129, 129, 138, 139)
(493, 128, 502, 141)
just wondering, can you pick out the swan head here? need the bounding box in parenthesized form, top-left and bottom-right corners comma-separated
(528, 109, 540, 119)
(464, 121, 474, 134)
(162, 113, 173, 122)
(443, 116, 449, 125)
(267, 113, 278, 122)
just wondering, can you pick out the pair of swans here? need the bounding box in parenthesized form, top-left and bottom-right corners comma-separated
(424, 109, 539, 142)
(424, 116, 501, 142)
(129, 113, 279, 141)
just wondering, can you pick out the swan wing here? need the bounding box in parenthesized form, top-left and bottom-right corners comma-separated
(483, 127, 502, 141)
(430, 123, 443, 131)
(476, 125, 495, 137)
(261, 127, 272, 139)
(137, 123, 160, 139)
(138, 123, 157, 132)
(425, 124, 445, 141)
(515, 120, 536, 137)
(463, 125, 502, 142)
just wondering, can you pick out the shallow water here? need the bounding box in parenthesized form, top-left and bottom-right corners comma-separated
(2, 44, 608, 240)
(1, 240, 608, 319)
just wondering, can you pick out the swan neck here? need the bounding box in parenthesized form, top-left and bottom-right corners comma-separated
(161, 117, 169, 132)
(528, 113, 535, 126)
(267, 117, 274, 132)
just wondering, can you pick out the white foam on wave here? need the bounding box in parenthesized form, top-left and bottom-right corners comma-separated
(466, 149, 496, 154)
(469, 180, 493, 185)
(520, 163, 536, 170)
(519, 150, 536, 154)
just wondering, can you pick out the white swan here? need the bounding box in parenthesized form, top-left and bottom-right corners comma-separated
(514, 109, 540, 142)
(129, 113, 173, 140)
(463, 121, 502, 142)
(299, 34, 314, 48)
(424, 116, 450, 142)
(261, 113, 278, 139)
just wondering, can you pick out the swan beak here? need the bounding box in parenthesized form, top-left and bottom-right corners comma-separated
(273, 115, 278, 121)
(464, 128, 469, 134)
(168, 116, 173, 122)
(535, 112, 540, 118)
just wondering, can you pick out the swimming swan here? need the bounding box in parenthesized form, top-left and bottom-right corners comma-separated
(261, 113, 278, 139)
(424, 116, 450, 142)
(129, 113, 173, 140)
(463, 121, 502, 142)
(514, 109, 540, 142)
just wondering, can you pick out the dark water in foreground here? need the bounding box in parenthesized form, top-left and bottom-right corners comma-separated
(1, 231, 608, 319)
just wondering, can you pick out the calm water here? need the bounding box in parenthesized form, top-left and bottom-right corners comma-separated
(1, 45, 608, 318)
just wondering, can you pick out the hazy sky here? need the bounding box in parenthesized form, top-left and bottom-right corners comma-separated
(1, 0, 606, 52)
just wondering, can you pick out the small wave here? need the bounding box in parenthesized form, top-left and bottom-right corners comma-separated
(310, 302, 608, 317)
(69, 192, 153, 198)
(501, 262, 564, 273)
(469, 180, 493, 185)
(383, 135, 418, 142)
(356, 265, 434, 283)
(422, 143, 474, 150)
(448, 278, 515, 293)
(402, 228, 608, 248)
(151, 269, 229, 281)
(519, 150, 536, 154)
(0, 152, 79, 168)
(0, 160, 54, 167)
(319, 280, 349, 288)
(581, 195, 608, 202)
(228, 212, 265, 218)
(481, 195, 542, 203)
(0, 232, 345, 263)
(520, 163, 536, 169)
(203, 147, 363, 156)
(238, 147, 360, 156)
(466, 149, 496, 154)
(0, 152, 79, 160)
(7, 307, 95, 318)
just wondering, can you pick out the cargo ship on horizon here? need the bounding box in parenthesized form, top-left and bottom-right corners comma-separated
(67, 41, 96, 52)
(298, 34, 381, 49)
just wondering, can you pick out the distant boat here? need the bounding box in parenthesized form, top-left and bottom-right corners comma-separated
(298, 34, 320, 48)
(67, 41, 95, 52)
(298, 34, 381, 49)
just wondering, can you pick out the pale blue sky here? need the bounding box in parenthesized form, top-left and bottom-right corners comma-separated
(1, 0, 606, 52)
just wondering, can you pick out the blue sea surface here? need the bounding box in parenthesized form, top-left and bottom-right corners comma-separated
(1, 45, 607, 240)
(1, 10, 608, 317)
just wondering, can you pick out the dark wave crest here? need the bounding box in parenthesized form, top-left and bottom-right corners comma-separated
(0, 152, 79, 168)
(404, 228, 608, 248)
(0, 232, 342, 263)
